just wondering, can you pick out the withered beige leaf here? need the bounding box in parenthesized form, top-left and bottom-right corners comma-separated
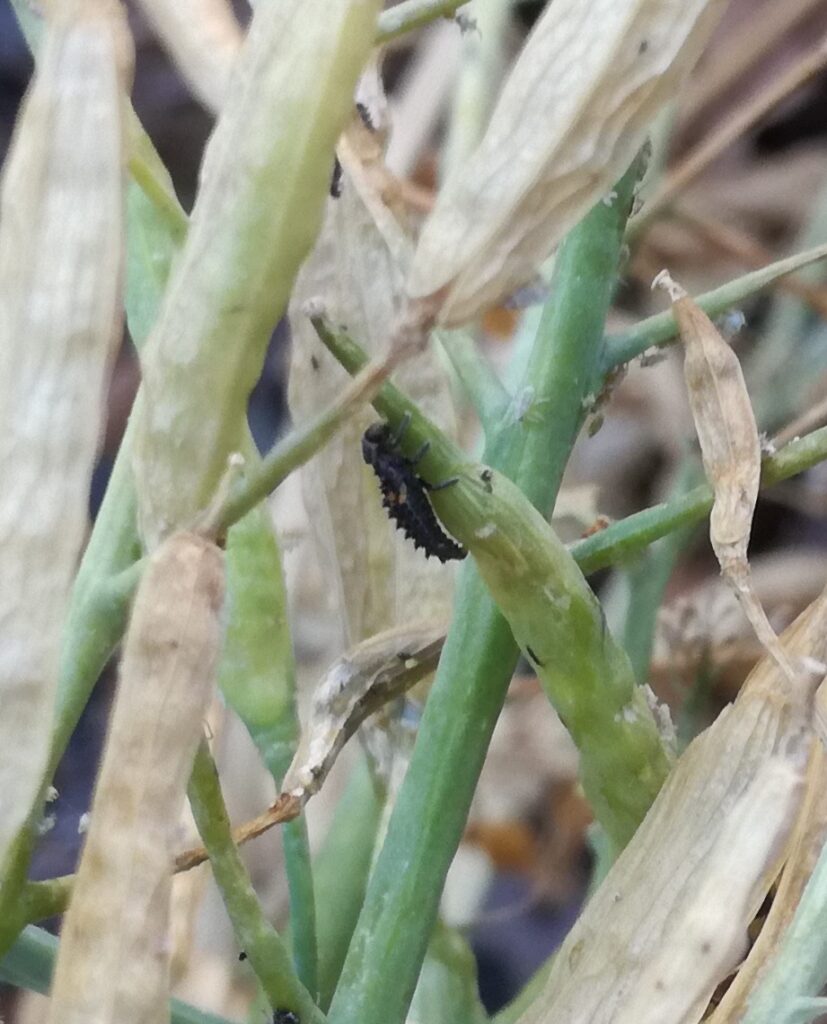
(282, 624, 445, 802)
(515, 589, 827, 1024)
(407, 0, 728, 326)
(48, 533, 224, 1024)
(172, 622, 446, 872)
(655, 270, 799, 684)
(707, 744, 827, 1023)
(135, 0, 242, 113)
(0, 0, 130, 872)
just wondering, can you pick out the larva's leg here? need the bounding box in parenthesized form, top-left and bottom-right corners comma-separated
(390, 411, 412, 447)
(428, 476, 459, 492)
(410, 440, 430, 465)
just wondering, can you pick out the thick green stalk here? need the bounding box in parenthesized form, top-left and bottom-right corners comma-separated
(316, 320, 672, 844)
(188, 740, 323, 1024)
(326, 162, 642, 1024)
(0, 926, 235, 1024)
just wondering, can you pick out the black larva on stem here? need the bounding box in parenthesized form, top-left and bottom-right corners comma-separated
(361, 418, 466, 563)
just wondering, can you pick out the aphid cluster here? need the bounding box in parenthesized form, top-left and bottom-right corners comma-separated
(361, 418, 466, 563)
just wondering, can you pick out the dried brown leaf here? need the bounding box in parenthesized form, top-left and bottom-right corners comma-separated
(0, 0, 130, 871)
(655, 270, 799, 685)
(173, 623, 446, 872)
(407, 0, 728, 326)
(282, 624, 445, 802)
(48, 533, 225, 1024)
(707, 745, 827, 1023)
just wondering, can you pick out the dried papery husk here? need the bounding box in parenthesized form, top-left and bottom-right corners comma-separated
(288, 89, 458, 646)
(0, 0, 130, 872)
(407, 0, 728, 326)
(48, 533, 225, 1024)
(655, 270, 799, 685)
(133, 0, 383, 550)
(707, 744, 827, 1023)
(515, 590, 827, 1024)
(174, 622, 445, 872)
(282, 623, 446, 801)
(135, 0, 242, 114)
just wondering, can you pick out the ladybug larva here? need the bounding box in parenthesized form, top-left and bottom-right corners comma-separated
(361, 419, 466, 563)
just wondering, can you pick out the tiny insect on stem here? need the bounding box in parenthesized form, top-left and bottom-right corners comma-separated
(361, 422, 466, 562)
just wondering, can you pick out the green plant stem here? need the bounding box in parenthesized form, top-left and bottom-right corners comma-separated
(187, 740, 323, 1024)
(0, 925, 236, 1024)
(408, 921, 488, 1024)
(216, 358, 395, 532)
(19, 875, 73, 925)
(14, 420, 827, 933)
(619, 459, 700, 682)
(603, 241, 827, 371)
(312, 760, 383, 1012)
(570, 425, 827, 574)
(436, 329, 511, 434)
(326, 161, 642, 1024)
(375, 0, 469, 42)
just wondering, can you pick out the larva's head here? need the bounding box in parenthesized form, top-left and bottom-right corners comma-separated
(361, 421, 392, 467)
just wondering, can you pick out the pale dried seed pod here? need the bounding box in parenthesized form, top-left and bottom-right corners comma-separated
(135, 0, 243, 114)
(707, 744, 827, 1022)
(655, 270, 799, 684)
(282, 624, 446, 801)
(407, 0, 727, 326)
(48, 532, 225, 1024)
(0, 0, 131, 871)
(654, 271, 760, 574)
(133, 0, 383, 550)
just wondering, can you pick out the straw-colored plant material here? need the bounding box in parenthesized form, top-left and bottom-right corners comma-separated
(707, 744, 827, 1023)
(289, 91, 458, 645)
(133, 0, 382, 550)
(654, 270, 799, 684)
(135, 0, 242, 113)
(516, 590, 827, 1024)
(48, 532, 225, 1024)
(0, 0, 130, 873)
(282, 623, 445, 800)
(174, 623, 445, 871)
(406, 0, 727, 326)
